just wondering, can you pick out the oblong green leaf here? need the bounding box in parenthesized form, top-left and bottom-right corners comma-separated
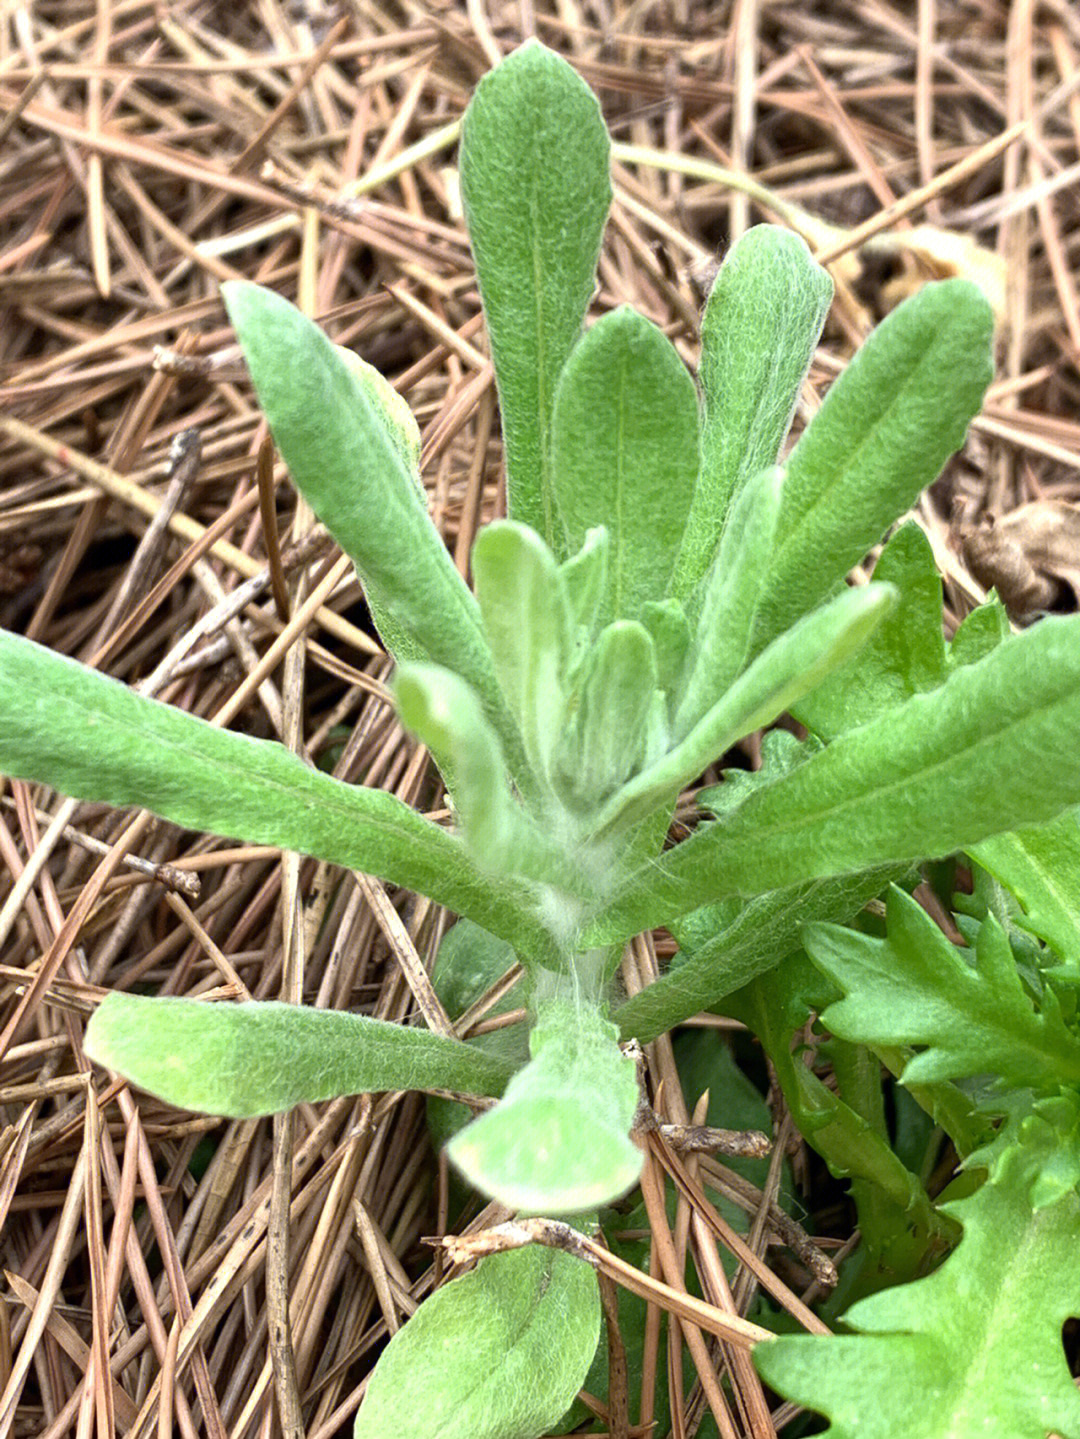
(354, 1244, 600, 1439)
(85, 994, 515, 1116)
(593, 611, 1080, 942)
(472, 520, 571, 789)
(674, 464, 784, 736)
(461, 40, 611, 548)
(447, 997, 641, 1212)
(593, 583, 896, 839)
(0, 631, 557, 966)
(555, 620, 659, 808)
(551, 306, 700, 619)
(671, 225, 833, 602)
(753, 278, 994, 647)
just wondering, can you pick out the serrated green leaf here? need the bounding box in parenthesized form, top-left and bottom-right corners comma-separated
(551, 307, 699, 619)
(808, 886, 1080, 1090)
(593, 583, 895, 839)
(794, 522, 947, 738)
(472, 521, 571, 792)
(675, 465, 784, 737)
(85, 994, 514, 1116)
(672, 225, 833, 603)
(354, 1244, 600, 1439)
(460, 40, 611, 548)
(970, 809, 1080, 977)
(753, 280, 994, 649)
(555, 621, 659, 808)
(0, 631, 557, 964)
(947, 592, 1010, 668)
(756, 1126, 1080, 1438)
(594, 611, 1080, 941)
(447, 997, 641, 1212)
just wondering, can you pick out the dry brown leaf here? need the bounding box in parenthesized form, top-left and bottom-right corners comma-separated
(954, 499, 1080, 621)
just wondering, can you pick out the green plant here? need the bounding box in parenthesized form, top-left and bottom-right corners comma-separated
(4, 39, 1080, 1439)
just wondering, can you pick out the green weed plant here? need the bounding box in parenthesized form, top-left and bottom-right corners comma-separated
(4, 41, 1080, 1439)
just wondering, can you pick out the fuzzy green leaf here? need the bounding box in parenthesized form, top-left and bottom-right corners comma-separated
(222, 286, 480, 673)
(756, 1124, 1080, 1438)
(472, 521, 571, 790)
(672, 225, 833, 602)
(594, 611, 1080, 941)
(593, 583, 895, 839)
(85, 994, 514, 1116)
(555, 620, 659, 808)
(0, 631, 555, 965)
(794, 522, 948, 738)
(460, 41, 611, 548)
(551, 306, 699, 619)
(674, 465, 784, 736)
(354, 1244, 600, 1439)
(970, 809, 1080, 977)
(614, 868, 899, 1045)
(447, 997, 641, 1212)
(807, 886, 1080, 1090)
(753, 279, 994, 648)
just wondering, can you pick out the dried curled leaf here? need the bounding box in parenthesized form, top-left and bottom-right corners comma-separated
(954, 499, 1080, 622)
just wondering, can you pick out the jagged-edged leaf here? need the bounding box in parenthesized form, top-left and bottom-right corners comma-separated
(460, 40, 611, 549)
(756, 1123, 1080, 1438)
(593, 611, 1080, 943)
(753, 280, 994, 649)
(472, 521, 571, 790)
(970, 809, 1080, 978)
(593, 584, 895, 839)
(85, 994, 514, 1116)
(0, 631, 556, 966)
(555, 621, 659, 808)
(354, 1244, 600, 1439)
(447, 997, 641, 1212)
(675, 465, 784, 737)
(947, 592, 1010, 668)
(551, 307, 699, 620)
(807, 886, 1080, 1090)
(672, 225, 833, 602)
(795, 522, 948, 738)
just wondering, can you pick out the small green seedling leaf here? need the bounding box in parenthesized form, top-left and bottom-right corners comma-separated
(472, 520, 572, 789)
(754, 279, 994, 648)
(460, 40, 611, 548)
(552, 306, 699, 620)
(970, 809, 1080, 978)
(593, 583, 896, 838)
(674, 465, 784, 737)
(555, 620, 659, 808)
(756, 1122, 1080, 1438)
(559, 525, 610, 642)
(447, 997, 641, 1212)
(85, 994, 514, 1115)
(0, 631, 555, 964)
(672, 225, 833, 602)
(807, 886, 1080, 1090)
(354, 1244, 600, 1439)
(596, 611, 1080, 940)
(794, 521, 948, 738)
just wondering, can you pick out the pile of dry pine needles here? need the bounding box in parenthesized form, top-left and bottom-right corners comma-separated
(0, 1, 1078, 1435)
